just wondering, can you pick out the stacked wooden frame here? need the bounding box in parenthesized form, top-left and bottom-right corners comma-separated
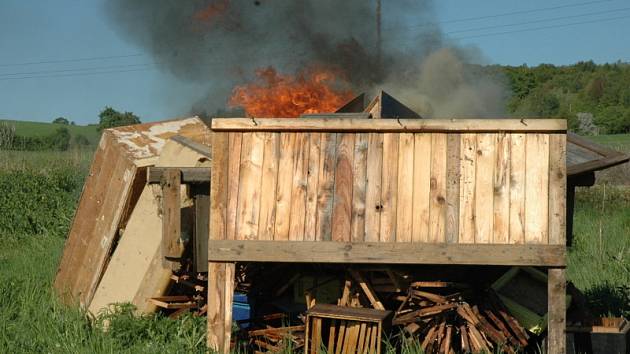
(207, 117, 569, 353)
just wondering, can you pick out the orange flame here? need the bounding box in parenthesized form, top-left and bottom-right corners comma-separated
(229, 66, 354, 118)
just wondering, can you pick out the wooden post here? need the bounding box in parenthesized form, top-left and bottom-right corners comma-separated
(161, 169, 181, 269)
(548, 267, 566, 354)
(194, 191, 209, 273)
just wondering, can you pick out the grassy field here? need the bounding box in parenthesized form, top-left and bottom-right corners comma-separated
(0, 119, 101, 145)
(0, 133, 628, 353)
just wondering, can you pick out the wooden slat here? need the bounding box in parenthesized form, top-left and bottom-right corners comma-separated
(258, 133, 280, 240)
(351, 133, 368, 242)
(235, 132, 264, 240)
(274, 133, 296, 240)
(147, 167, 211, 183)
(194, 194, 209, 272)
(509, 133, 526, 244)
(364, 133, 383, 242)
(332, 133, 355, 242)
(395, 133, 414, 242)
(289, 133, 310, 241)
(412, 133, 431, 243)
(445, 134, 461, 243)
(161, 169, 181, 267)
(304, 133, 322, 241)
(429, 133, 447, 242)
(226, 133, 243, 241)
(525, 134, 550, 244)
(458, 134, 476, 243)
(208, 240, 567, 266)
(379, 133, 399, 242)
(548, 134, 567, 245)
(548, 268, 567, 354)
(212, 118, 567, 133)
(493, 133, 510, 244)
(315, 133, 338, 241)
(474, 133, 495, 243)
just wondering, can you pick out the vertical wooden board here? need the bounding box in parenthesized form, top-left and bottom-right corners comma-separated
(289, 133, 310, 241)
(304, 133, 321, 241)
(226, 133, 243, 241)
(258, 133, 280, 240)
(395, 133, 414, 242)
(474, 133, 495, 244)
(351, 133, 368, 242)
(547, 268, 567, 354)
(525, 134, 550, 244)
(207, 262, 234, 354)
(274, 133, 296, 240)
(548, 134, 567, 245)
(412, 133, 432, 243)
(331, 133, 355, 242)
(210, 132, 229, 242)
(364, 133, 383, 242)
(445, 134, 461, 243)
(509, 133, 526, 244)
(379, 133, 399, 242)
(429, 133, 447, 243)
(235, 132, 265, 240)
(493, 133, 511, 244)
(458, 134, 476, 244)
(316, 133, 338, 241)
(161, 169, 181, 265)
(194, 194, 210, 272)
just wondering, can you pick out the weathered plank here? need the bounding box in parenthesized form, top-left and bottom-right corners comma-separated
(315, 133, 338, 241)
(147, 167, 210, 183)
(458, 134, 476, 244)
(509, 133, 526, 244)
(194, 193, 209, 272)
(364, 133, 383, 242)
(258, 133, 280, 240)
(547, 268, 567, 354)
(351, 133, 368, 242)
(525, 134, 550, 244)
(396, 133, 414, 242)
(493, 133, 510, 244)
(235, 132, 264, 240)
(331, 133, 355, 242)
(429, 133, 447, 243)
(207, 240, 567, 266)
(274, 133, 296, 240)
(548, 134, 567, 245)
(304, 133, 322, 241)
(445, 134, 461, 243)
(474, 133, 495, 243)
(210, 132, 229, 242)
(289, 133, 310, 241)
(226, 133, 243, 241)
(161, 169, 181, 267)
(412, 133, 432, 243)
(379, 133, 399, 242)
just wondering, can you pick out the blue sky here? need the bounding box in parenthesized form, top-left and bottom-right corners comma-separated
(1, 0, 629, 124)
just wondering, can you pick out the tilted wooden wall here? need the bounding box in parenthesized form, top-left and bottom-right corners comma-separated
(210, 118, 567, 247)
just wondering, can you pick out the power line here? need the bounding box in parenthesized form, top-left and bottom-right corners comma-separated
(0, 67, 154, 81)
(0, 63, 154, 77)
(0, 53, 146, 68)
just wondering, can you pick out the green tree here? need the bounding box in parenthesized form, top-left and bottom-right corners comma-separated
(47, 127, 71, 151)
(52, 117, 69, 125)
(98, 107, 141, 132)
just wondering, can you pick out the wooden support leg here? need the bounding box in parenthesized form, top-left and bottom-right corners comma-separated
(161, 169, 182, 269)
(207, 261, 235, 354)
(548, 267, 566, 354)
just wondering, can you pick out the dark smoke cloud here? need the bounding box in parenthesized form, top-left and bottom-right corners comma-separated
(105, 0, 505, 117)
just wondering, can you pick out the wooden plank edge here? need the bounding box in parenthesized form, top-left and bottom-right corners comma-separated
(147, 167, 211, 183)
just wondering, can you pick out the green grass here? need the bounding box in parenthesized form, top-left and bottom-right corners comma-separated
(0, 119, 101, 145)
(588, 133, 630, 154)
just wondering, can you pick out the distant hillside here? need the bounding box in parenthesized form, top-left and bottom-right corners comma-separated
(0, 119, 100, 146)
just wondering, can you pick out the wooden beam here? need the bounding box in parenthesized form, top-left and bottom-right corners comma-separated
(547, 268, 567, 354)
(211, 118, 567, 133)
(194, 193, 209, 272)
(207, 240, 566, 266)
(147, 167, 210, 184)
(161, 169, 181, 268)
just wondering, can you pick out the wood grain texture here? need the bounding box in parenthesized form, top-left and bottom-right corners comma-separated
(332, 133, 355, 242)
(509, 133, 526, 244)
(210, 132, 229, 242)
(396, 133, 414, 242)
(474, 133, 496, 243)
(289, 133, 310, 241)
(316, 133, 338, 241)
(493, 133, 510, 244)
(412, 133, 432, 243)
(304, 133, 322, 241)
(161, 169, 181, 267)
(274, 133, 296, 240)
(351, 133, 368, 242)
(458, 134, 476, 244)
(364, 134, 383, 242)
(379, 133, 399, 242)
(547, 268, 567, 354)
(429, 133, 447, 243)
(548, 134, 567, 245)
(235, 132, 264, 240)
(226, 133, 243, 241)
(445, 134, 461, 243)
(258, 133, 280, 240)
(525, 134, 550, 244)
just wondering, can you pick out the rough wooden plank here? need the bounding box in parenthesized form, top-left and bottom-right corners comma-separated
(226, 132, 243, 241)
(304, 133, 322, 241)
(548, 268, 567, 354)
(289, 133, 310, 241)
(474, 133, 495, 243)
(349, 270, 385, 310)
(212, 118, 567, 133)
(161, 169, 181, 267)
(351, 133, 368, 242)
(332, 133, 355, 242)
(210, 132, 229, 241)
(274, 133, 296, 240)
(458, 134, 476, 244)
(379, 133, 399, 242)
(364, 133, 383, 242)
(525, 134, 550, 244)
(509, 133, 526, 244)
(258, 133, 280, 240)
(412, 133, 431, 243)
(395, 133, 414, 242)
(235, 133, 265, 240)
(316, 133, 338, 241)
(208, 240, 567, 266)
(194, 194, 209, 272)
(147, 167, 211, 183)
(445, 134, 461, 243)
(548, 134, 567, 245)
(429, 133, 447, 242)
(207, 262, 235, 353)
(493, 133, 510, 244)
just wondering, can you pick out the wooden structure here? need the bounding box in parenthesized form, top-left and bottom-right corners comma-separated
(207, 117, 569, 353)
(305, 304, 392, 354)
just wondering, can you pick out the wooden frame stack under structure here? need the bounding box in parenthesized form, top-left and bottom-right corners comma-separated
(207, 117, 568, 353)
